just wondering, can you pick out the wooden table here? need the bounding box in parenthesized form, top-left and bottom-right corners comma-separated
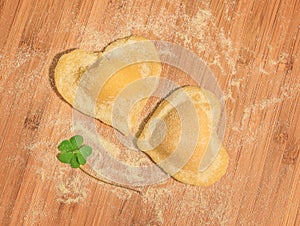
(0, 0, 299, 225)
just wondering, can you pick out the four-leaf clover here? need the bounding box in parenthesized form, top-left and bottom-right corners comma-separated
(56, 135, 141, 194)
(57, 135, 92, 168)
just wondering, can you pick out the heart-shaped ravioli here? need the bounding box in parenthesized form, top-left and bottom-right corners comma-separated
(136, 86, 229, 186)
(54, 36, 162, 135)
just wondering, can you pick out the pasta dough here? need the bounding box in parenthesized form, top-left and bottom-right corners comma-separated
(54, 36, 162, 135)
(136, 86, 229, 186)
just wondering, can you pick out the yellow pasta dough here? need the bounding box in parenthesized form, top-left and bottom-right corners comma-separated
(54, 36, 162, 135)
(136, 86, 229, 186)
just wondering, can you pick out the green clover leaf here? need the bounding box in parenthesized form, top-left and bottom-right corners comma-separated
(57, 135, 92, 168)
(79, 145, 92, 158)
(57, 152, 73, 163)
(70, 135, 83, 149)
(70, 155, 80, 168)
(76, 153, 86, 165)
(58, 140, 74, 152)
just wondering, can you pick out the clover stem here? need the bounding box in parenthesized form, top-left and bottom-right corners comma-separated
(79, 166, 142, 194)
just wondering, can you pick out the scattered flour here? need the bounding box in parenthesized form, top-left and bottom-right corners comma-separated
(1, 0, 298, 225)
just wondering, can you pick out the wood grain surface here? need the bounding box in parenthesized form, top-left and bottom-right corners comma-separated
(0, 0, 299, 225)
